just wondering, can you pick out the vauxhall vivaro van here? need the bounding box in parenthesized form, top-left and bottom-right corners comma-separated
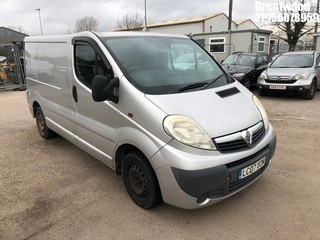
(25, 31, 276, 209)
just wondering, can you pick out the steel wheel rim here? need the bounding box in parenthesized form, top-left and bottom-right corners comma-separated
(36, 112, 46, 137)
(128, 164, 148, 200)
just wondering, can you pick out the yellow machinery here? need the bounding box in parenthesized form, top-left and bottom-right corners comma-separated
(0, 56, 15, 83)
(0, 56, 9, 81)
(0, 66, 8, 81)
(0, 42, 25, 88)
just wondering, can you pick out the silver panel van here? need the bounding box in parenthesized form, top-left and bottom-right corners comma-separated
(25, 32, 276, 209)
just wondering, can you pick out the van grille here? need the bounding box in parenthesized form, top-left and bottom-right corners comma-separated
(214, 122, 265, 153)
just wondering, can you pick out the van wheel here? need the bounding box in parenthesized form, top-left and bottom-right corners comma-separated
(35, 107, 56, 139)
(122, 151, 162, 209)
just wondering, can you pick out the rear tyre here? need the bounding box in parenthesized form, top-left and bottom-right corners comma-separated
(35, 107, 56, 139)
(122, 151, 162, 209)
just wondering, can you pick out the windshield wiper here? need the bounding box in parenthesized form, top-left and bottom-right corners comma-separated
(299, 66, 312, 68)
(169, 82, 208, 94)
(203, 74, 224, 89)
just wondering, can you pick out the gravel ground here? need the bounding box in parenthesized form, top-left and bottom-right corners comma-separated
(0, 90, 319, 240)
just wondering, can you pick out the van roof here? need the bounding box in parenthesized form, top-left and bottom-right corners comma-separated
(24, 31, 189, 43)
(96, 31, 188, 39)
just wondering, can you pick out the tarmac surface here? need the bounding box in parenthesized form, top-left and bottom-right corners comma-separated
(0, 90, 319, 240)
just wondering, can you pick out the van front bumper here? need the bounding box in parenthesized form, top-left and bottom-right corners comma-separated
(153, 129, 276, 209)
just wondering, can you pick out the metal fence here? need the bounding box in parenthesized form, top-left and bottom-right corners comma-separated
(249, 43, 316, 56)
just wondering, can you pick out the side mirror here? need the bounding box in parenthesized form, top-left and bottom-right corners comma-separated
(92, 75, 119, 103)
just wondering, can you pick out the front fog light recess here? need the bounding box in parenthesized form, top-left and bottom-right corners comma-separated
(163, 115, 216, 150)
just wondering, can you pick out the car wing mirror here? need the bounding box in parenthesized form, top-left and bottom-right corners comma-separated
(92, 75, 119, 103)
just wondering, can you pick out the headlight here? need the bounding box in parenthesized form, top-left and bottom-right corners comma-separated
(292, 72, 309, 80)
(252, 95, 269, 131)
(259, 70, 267, 80)
(163, 115, 216, 150)
(232, 72, 245, 79)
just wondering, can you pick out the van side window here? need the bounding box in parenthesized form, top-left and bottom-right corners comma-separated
(74, 44, 112, 89)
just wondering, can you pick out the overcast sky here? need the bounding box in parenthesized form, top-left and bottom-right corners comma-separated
(1, 0, 259, 36)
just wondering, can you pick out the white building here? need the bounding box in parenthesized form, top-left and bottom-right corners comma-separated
(144, 13, 272, 62)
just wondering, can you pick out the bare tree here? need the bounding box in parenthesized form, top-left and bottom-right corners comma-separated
(74, 16, 99, 32)
(7, 25, 28, 34)
(117, 12, 144, 30)
(274, 0, 315, 50)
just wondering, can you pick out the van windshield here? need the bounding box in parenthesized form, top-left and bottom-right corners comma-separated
(102, 36, 232, 94)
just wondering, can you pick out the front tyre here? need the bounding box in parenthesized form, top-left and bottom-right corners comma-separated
(302, 80, 316, 100)
(258, 87, 267, 96)
(35, 107, 56, 139)
(242, 78, 251, 89)
(122, 151, 162, 209)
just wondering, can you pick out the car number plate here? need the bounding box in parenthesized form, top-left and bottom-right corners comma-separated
(238, 157, 266, 180)
(269, 85, 286, 90)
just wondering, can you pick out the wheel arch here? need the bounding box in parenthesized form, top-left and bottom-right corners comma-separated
(115, 144, 144, 175)
(32, 101, 41, 117)
(114, 126, 169, 175)
(313, 77, 318, 89)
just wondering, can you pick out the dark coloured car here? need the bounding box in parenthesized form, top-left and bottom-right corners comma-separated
(221, 52, 272, 89)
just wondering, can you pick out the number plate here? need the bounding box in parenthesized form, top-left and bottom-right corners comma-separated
(269, 85, 286, 90)
(238, 157, 266, 180)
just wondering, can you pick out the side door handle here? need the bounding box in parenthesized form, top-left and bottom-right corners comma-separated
(72, 85, 78, 102)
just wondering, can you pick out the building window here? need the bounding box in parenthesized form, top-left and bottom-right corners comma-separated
(258, 36, 265, 52)
(209, 37, 225, 53)
(195, 39, 205, 48)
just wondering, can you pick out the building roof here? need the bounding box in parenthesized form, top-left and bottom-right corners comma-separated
(0, 27, 28, 36)
(148, 13, 226, 28)
(0, 26, 28, 43)
(234, 19, 259, 28)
